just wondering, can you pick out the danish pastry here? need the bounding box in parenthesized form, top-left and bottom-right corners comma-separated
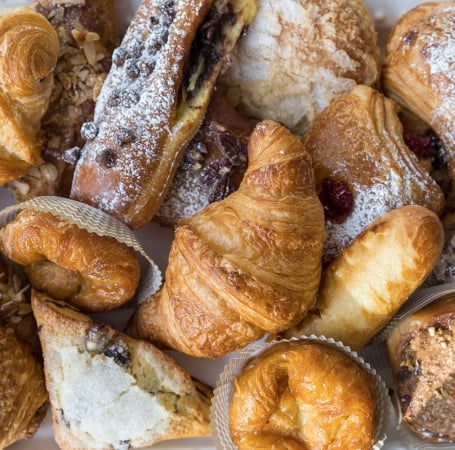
(70, 0, 257, 228)
(382, 1, 455, 213)
(127, 120, 325, 359)
(0, 209, 141, 312)
(387, 293, 455, 442)
(0, 6, 59, 185)
(32, 289, 213, 450)
(219, 0, 381, 135)
(0, 324, 48, 449)
(302, 84, 445, 263)
(285, 205, 444, 350)
(228, 340, 376, 450)
(7, 0, 119, 201)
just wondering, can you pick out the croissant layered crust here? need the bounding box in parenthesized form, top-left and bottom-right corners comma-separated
(303, 84, 445, 263)
(128, 120, 325, 358)
(70, 0, 257, 228)
(0, 7, 58, 184)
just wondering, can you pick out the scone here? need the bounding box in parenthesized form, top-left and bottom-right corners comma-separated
(386, 293, 455, 442)
(228, 340, 377, 449)
(32, 289, 213, 450)
(219, 0, 381, 135)
(0, 324, 48, 449)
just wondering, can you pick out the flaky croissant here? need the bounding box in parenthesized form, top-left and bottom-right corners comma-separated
(127, 120, 325, 359)
(0, 7, 59, 184)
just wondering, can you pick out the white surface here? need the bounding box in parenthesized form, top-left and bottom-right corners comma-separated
(0, 0, 450, 449)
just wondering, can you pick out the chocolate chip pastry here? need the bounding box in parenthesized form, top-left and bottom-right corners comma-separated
(70, 0, 257, 229)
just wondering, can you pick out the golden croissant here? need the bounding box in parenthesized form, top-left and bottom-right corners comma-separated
(127, 120, 325, 359)
(0, 6, 59, 184)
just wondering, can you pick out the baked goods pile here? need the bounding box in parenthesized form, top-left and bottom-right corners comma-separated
(1, 0, 455, 449)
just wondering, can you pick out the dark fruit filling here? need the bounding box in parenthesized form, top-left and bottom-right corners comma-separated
(318, 178, 354, 223)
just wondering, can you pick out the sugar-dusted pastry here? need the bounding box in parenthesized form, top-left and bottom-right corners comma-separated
(0, 209, 141, 312)
(219, 0, 381, 136)
(70, 0, 257, 229)
(382, 1, 455, 211)
(0, 6, 58, 185)
(302, 84, 445, 263)
(228, 340, 376, 449)
(285, 205, 444, 350)
(387, 293, 455, 442)
(7, 0, 119, 201)
(127, 120, 325, 359)
(0, 324, 48, 449)
(155, 89, 252, 226)
(32, 289, 213, 450)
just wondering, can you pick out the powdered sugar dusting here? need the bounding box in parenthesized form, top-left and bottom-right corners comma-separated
(71, 0, 207, 225)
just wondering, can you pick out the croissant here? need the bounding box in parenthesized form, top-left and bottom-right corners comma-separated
(70, 0, 257, 229)
(382, 2, 455, 210)
(127, 120, 325, 359)
(302, 84, 445, 263)
(7, 0, 119, 201)
(0, 324, 48, 449)
(0, 6, 59, 185)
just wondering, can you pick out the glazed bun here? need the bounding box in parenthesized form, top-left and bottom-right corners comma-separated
(219, 0, 381, 135)
(228, 340, 377, 449)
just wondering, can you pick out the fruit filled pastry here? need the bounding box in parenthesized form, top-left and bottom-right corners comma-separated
(70, 0, 257, 229)
(127, 120, 325, 359)
(386, 293, 455, 443)
(0, 209, 141, 312)
(228, 340, 377, 450)
(285, 205, 444, 350)
(302, 84, 445, 264)
(382, 1, 455, 211)
(32, 289, 213, 450)
(0, 324, 48, 449)
(155, 89, 252, 226)
(7, 0, 119, 201)
(219, 0, 381, 136)
(0, 6, 59, 185)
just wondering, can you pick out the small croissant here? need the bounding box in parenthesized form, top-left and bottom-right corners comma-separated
(127, 120, 325, 359)
(0, 7, 59, 184)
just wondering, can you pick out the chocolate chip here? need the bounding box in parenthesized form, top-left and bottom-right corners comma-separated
(80, 121, 99, 141)
(125, 59, 140, 79)
(104, 340, 131, 368)
(62, 146, 81, 165)
(96, 149, 116, 168)
(107, 89, 140, 108)
(112, 47, 127, 66)
(86, 324, 109, 353)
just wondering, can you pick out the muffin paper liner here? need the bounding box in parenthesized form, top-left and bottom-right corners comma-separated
(211, 335, 392, 450)
(0, 196, 162, 305)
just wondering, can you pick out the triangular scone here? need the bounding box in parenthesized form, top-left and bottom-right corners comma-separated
(31, 289, 212, 450)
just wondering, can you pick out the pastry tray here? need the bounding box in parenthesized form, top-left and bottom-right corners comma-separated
(2, 0, 452, 449)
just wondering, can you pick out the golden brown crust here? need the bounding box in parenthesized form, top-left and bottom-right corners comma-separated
(303, 84, 445, 263)
(7, 0, 118, 200)
(286, 205, 444, 350)
(0, 209, 141, 312)
(0, 325, 48, 449)
(0, 6, 58, 185)
(70, 0, 257, 229)
(228, 340, 376, 450)
(127, 120, 325, 358)
(382, 2, 455, 211)
(32, 290, 212, 450)
(386, 294, 455, 442)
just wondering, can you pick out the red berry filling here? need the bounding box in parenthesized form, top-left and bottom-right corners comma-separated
(318, 178, 354, 223)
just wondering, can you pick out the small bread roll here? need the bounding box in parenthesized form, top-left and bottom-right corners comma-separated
(286, 205, 444, 350)
(228, 340, 376, 449)
(387, 293, 455, 443)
